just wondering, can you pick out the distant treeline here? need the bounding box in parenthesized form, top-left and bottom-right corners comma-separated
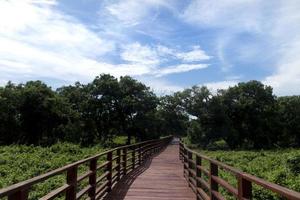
(0, 74, 299, 149)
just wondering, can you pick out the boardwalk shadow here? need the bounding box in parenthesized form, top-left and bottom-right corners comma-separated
(104, 149, 165, 200)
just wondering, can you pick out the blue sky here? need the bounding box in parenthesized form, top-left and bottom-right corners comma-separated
(0, 0, 300, 95)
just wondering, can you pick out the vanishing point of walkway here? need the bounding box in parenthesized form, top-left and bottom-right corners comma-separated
(105, 143, 195, 200)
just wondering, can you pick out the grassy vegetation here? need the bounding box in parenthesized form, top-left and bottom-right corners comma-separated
(194, 148, 300, 199)
(0, 136, 137, 199)
(0, 143, 106, 199)
(1, 138, 299, 200)
(111, 135, 135, 146)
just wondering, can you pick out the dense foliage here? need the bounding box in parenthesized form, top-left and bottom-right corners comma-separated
(180, 81, 300, 149)
(0, 75, 167, 146)
(0, 143, 299, 199)
(195, 149, 300, 199)
(0, 143, 105, 199)
(0, 75, 300, 149)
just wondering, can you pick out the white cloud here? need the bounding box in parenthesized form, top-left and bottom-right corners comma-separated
(156, 45, 176, 56)
(121, 43, 159, 66)
(155, 45, 211, 62)
(0, 0, 51, 33)
(0, 0, 118, 82)
(0, 0, 211, 87)
(121, 42, 211, 65)
(264, 39, 300, 95)
(105, 0, 173, 26)
(200, 80, 238, 94)
(155, 64, 208, 77)
(120, 42, 210, 77)
(181, 0, 300, 95)
(262, 1, 300, 95)
(0, 79, 8, 86)
(181, 0, 262, 31)
(216, 35, 233, 72)
(176, 46, 210, 62)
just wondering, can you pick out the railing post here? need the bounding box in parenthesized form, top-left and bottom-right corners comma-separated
(152, 142, 155, 155)
(132, 147, 135, 170)
(66, 166, 77, 200)
(183, 147, 188, 180)
(210, 162, 218, 200)
(8, 189, 28, 200)
(187, 151, 193, 186)
(158, 141, 162, 152)
(107, 151, 113, 192)
(123, 148, 127, 175)
(138, 144, 142, 165)
(180, 142, 184, 162)
(179, 142, 182, 161)
(238, 176, 252, 199)
(89, 158, 97, 200)
(162, 140, 165, 150)
(149, 143, 153, 156)
(152, 142, 156, 155)
(116, 149, 121, 181)
(196, 155, 202, 200)
(145, 143, 149, 158)
(158, 141, 161, 151)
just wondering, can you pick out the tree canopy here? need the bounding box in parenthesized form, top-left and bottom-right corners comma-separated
(0, 76, 299, 149)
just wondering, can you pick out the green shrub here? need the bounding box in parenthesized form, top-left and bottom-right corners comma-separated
(0, 143, 105, 199)
(195, 148, 300, 199)
(206, 140, 229, 150)
(286, 155, 300, 174)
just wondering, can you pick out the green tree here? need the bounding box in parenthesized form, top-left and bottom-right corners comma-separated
(158, 93, 189, 137)
(179, 86, 212, 145)
(221, 81, 277, 149)
(119, 76, 158, 144)
(0, 82, 22, 144)
(277, 96, 300, 147)
(181, 86, 211, 118)
(19, 81, 69, 145)
(57, 82, 95, 145)
(88, 74, 121, 143)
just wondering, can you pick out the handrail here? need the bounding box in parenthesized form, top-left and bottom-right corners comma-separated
(0, 136, 173, 200)
(179, 141, 300, 200)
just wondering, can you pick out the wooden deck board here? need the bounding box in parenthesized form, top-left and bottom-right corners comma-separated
(104, 144, 195, 200)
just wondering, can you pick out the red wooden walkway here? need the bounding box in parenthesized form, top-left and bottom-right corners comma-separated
(2, 137, 299, 200)
(104, 144, 195, 200)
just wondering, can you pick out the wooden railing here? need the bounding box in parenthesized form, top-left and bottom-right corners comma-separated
(179, 141, 300, 200)
(0, 136, 173, 200)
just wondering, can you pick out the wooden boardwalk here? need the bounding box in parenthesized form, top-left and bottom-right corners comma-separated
(2, 137, 300, 200)
(104, 143, 195, 200)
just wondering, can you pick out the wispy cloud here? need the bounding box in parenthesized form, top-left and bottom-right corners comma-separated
(0, 0, 116, 82)
(1, 0, 300, 95)
(121, 43, 160, 66)
(181, 0, 262, 31)
(181, 0, 300, 95)
(120, 42, 210, 77)
(0, 0, 210, 90)
(175, 46, 211, 62)
(262, 1, 300, 95)
(180, 0, 264, 74)
(154, 64, 208, 77)
(104, 0, 175, 26)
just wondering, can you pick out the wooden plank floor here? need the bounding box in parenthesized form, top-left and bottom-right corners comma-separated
(104, 144, 195, 200)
